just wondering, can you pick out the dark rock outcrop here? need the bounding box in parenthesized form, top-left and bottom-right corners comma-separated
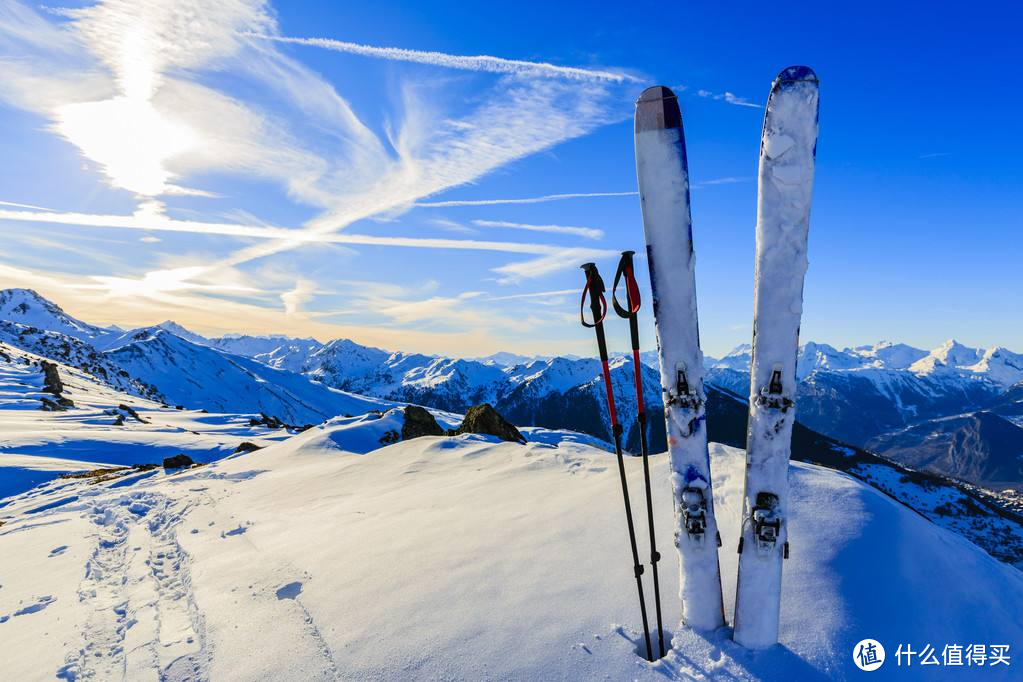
(451, 404, 526, 443)
(162, 454, 195, 470)
(117, 403, 148, 423)
(401, 405, 444, 440)
(40, 360, 64, 394)
(233, 441, 264, 454)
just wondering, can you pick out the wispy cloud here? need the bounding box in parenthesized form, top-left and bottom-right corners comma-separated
(417, 191, 637, 207)
(251, 34, 638, 83)
(492, 248, 615, 284)
(919, 152, 950, 159)
(487, 288, 576, 301)
(0, 198, 57, 210)
(0, 1, 633, 350)
(694, 176, 750, 187)
(0, 206, 612, 257)
(281, 278, 315, 316)
(427, 217, 477, 235)
(472, 219, 603, 240)
(696, 89, 761, 109)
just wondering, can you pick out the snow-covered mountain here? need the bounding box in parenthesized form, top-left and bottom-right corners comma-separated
(713, 338, 1023, 388)
(0, 289, 113, 343)
(0, 320, 159, 399)
(3, 289, 1022, 490)
(211, 334, 325, 373)
(2, 417, 1021, 680)
(104, 328, 385, 424)
(706, 339, 1023, 454)
(866, 411, 1023, 488)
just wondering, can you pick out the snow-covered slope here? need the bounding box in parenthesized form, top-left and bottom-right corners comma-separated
(0, 342, 295, 500)
(1, 421, 1021, 681)
(0, 322, 160, 399)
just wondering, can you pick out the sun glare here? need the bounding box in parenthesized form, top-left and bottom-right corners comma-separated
(55, 96, 197, 197)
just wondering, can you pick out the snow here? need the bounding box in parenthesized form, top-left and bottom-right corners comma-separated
(0, 342, 301, 500)
(1, 418, 1021, 680)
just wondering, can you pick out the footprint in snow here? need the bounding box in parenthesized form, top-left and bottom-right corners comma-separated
(48, 545, 68, 557)
(221, 525, 247, 538)
(275, 581, 303, 600)
(4, 595, 57, 620)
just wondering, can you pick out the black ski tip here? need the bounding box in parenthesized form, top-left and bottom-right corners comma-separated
(635, 85, 681, 133)
(775, 65, 818, 85)
(580, 262, 596, 272)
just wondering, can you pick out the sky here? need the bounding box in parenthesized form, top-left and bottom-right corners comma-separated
(0, 0, 1020, 359)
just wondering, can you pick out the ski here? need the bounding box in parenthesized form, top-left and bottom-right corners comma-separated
(633, 86, 725, 632)
(732, 66, 820, 649)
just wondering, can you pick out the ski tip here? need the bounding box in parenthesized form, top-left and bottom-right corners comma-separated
(635, 85, 681, 132)
(774, 65, 818, 85)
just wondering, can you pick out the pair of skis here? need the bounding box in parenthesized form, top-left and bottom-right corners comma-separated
(633, 67, 820, 648)
(579, 253, 665, 662)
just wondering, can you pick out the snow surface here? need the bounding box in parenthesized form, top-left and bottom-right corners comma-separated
(1, 419, 1021, 681)
(0, 343, 302, 500)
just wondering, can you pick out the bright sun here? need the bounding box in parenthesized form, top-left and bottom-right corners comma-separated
(55, 95, 197, 197)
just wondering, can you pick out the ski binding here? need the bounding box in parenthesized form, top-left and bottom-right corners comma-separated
(754, 363, 793, 411)
(751, 492, 781, 553)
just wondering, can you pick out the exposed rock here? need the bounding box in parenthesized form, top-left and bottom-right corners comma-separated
(40, 360, 63, 395)
(113, 414, 125, 426)
(39, 396, 73, 411)
(233, 441, 263, 454)
(401, 405, 444, 440)
(117, 403, 148, 423)
(249, 413, 285, 429)
(451, 404, 526, 444)
(379, 430, 400, 445)
(59, 467, 130, 480)
(163, 454, 195, 470)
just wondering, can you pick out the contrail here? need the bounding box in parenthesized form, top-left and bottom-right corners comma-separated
(250, 34, 639, 83)
(0, 207, 616, 258)
(416, 191, 637, 208)
(473, 219, 603, 240)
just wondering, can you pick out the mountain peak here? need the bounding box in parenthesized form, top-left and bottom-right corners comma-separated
(0, 288, 104, 341)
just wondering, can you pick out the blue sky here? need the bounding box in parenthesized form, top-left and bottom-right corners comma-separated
(0, 1, 1019, 358)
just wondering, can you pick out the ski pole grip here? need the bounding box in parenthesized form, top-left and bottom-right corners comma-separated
(579, 263, 607, 328)
(612, 251, 641, 319)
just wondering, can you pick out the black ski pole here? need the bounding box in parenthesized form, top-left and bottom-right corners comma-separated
(579, 262, 654, 663)
(612, 250, 665, 658)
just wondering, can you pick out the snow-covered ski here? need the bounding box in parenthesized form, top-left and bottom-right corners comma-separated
(634, 86, 725, 632)
(732, 66, 820, 649)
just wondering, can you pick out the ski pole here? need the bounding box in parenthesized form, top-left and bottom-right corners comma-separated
(611, 250, 665, 659)
(579, 262, 654, 663)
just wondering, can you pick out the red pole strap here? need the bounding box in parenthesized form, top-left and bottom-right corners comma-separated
(625, 266, 641, 314)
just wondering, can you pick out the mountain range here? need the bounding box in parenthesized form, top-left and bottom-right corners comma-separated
(2, 287, 1022, 492)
